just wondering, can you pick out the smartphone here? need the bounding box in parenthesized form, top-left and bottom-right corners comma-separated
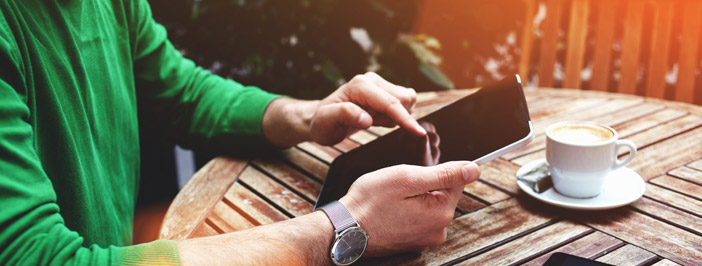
(543, 252, 614, 266)
(314, 74, 534, 209)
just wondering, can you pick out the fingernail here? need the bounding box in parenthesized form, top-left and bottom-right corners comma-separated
(416, 124, 427, 135)
(357, 112, 372, 126)
(462, 163, 480, 183)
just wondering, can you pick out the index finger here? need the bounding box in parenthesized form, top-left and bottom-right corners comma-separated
(349, 77, 426, 136)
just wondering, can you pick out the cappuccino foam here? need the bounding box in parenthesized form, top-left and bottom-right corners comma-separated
(549, 124, 613, 144)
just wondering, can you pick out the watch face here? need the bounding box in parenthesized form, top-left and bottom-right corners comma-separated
(331, 227, 368, 265)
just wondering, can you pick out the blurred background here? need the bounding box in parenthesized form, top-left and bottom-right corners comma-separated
(135, 0, 702, 242)
(147, 0, 702, 102)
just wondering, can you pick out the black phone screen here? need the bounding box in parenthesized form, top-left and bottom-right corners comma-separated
(315, 75, 531, 208)
(543, 253, 614, 266)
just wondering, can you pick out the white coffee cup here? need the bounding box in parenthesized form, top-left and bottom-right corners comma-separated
(545, 121, 637, 198)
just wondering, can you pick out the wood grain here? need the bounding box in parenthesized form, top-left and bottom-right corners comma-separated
(645, 0, 674, 99)
(563, 0, 590, 89)
(618, 0, 645, 94)
(668, 166, 702, 186)
(252, 159, 321, 202)
(595, 244, 658, 266)
(333, 138, 361, 153)
(237, 167, 314, 217)
(529, 98, 609, 122)
(463, 180, 512, 204)
(580, 208, 702, 266)
(590, 0, 617, 91)
(652, 259, 682, 266)
(618, 115, 702, 156)
(222, 182, 289, 225)
(538, 0, 564, 87)
(645, 183, 702, 217)
(280, 148, 329, 181)
(675, 1, 702, 104)
(455, 221, 592, 265)
(349, 130, 377, 145)
(189, 220, 220, 238)
(160, 157, 248, 240)
(456, 194, 487, 214)
(295, 142, 340, 164)
(628, 126, 702, 181)
(650, 175, 702, 202)
(358, 198, 557, 266)
(207, 201, 256, 233)
(521, 231, 624, 266)
(477, 159, 522, 195)
(687, 160, 702, 171)
(630, 197, 702, 235)
(518, 0, 537, 84)
(533, 98, 643, 134)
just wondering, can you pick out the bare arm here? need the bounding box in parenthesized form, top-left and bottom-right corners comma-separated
(177, 211, 333, 266)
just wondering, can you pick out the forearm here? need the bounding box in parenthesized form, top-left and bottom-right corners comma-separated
(262, 97, 320, 147)
(177, 211, 333, 265)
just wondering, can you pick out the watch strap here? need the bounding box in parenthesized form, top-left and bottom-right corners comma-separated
(319, 200, 356, 233)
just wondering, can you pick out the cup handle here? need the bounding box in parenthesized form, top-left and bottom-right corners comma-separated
(613, 139, 637, 170)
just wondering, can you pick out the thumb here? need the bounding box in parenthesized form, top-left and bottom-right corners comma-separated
(321, 102, 373, 129)
(311, 102, 372, 145)
(407, 161, 480, 194)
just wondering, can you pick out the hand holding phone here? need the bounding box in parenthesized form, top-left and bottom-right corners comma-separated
(315, 74, 533, 208)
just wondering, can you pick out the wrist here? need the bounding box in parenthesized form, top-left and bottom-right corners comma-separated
(262, 98, 320, 147)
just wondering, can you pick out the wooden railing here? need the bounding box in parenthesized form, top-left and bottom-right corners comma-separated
(519, 0, 702, 105)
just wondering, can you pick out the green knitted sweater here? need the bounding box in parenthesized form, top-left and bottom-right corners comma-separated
(0, 0, 279, 264)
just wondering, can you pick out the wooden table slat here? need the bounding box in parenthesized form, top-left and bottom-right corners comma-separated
(668, 166, 702, 186)
(159, 157, 248, 240)
(238, 167, 314, 217)
(628, 127, 702, 181)
(688, 159, 702, 171)
(630, 197, 702, 236)
(652, 259, 683, 266)
(251, 160, 321, 203)
(532, 98, 644, 134)
(295, 142, 341, 164)
(333, 137, 361, 153)
(456, 194, 487, 214)
(279, 148, 329, 181)
(463, 179, 512, 204)
(455, 221, 592, 266)
(476, 159, 522, 195)
(359, 199, 557, 266)
(644, 183, 702, 217)
(595, 244, 658, 266)
(580, 208, 702, 266)
(208, 201, 256, 233)
(521, 231, 624, 266)
(222, 182, 289, 225)
(650, 175, 702, 202)
(348, 130, 377, 145)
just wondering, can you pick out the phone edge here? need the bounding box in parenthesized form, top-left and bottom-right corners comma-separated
(474, 121, 534, 165)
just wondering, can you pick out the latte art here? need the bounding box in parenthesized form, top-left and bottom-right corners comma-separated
(549, 124, 613, 144)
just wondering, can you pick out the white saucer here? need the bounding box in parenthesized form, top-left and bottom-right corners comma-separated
(516, 159, 646, 210)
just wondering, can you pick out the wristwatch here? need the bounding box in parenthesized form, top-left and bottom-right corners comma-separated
(318, 200, 369, 265)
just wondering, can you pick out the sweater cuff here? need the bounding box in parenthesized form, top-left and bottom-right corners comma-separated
(111, 239, 181, 266)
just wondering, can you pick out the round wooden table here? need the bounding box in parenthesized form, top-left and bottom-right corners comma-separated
(159, 88, 702, 265)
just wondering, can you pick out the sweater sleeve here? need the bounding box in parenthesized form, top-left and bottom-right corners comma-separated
(129, 0, 281, 152)
(0, 44, 180, 265)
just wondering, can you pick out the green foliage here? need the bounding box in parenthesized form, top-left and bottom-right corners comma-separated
(150, 0, 453, 99)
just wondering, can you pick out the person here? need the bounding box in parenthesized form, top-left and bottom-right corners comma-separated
(0, 0, 481, 265)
